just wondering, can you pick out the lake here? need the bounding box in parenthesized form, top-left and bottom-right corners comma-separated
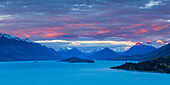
(0, 61, 169, 85)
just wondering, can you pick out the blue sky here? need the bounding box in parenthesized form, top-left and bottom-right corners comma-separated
(0, 0, 169, 51)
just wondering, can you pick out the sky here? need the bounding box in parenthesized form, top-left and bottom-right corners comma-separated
(0, 0, 170, 51)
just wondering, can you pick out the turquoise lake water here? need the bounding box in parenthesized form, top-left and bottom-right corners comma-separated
(0, 61, 170, 85)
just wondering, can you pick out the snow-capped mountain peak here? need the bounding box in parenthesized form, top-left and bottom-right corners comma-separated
(135, 42, 143, 46)
(0, 33, 34, 43)
(22, 38, 34, 43)
(122, 42, 157, 56)
(0, 33, 15, 39)
(58, 47, 76, 52)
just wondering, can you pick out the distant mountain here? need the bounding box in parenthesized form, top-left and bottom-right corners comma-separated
(122, 42, 157, 56)
(88, 48, 120, 60)
(113, 43, 170, 61)
(0, 33, 61, 61)
(137, 43, 170, 61)
(111, 56, 170, 73)
(57, 47, 86, 59)
(60, 57, 94, 63)
(84, 51, 98, 56)
(83, 48, 102, 56)
(58, 47, 72, 52)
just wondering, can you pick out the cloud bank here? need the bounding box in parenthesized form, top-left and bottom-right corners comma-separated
(0, 0, 169, 49)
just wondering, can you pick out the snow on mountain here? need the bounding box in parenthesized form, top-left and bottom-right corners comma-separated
(0, 33, 34, 43)
(122, 42, 157, 56)
(135, 42, 143, 46)
(0, 33, 61, 61)
(57, 47, 87, 59)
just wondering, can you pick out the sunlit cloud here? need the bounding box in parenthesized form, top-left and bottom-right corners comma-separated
(41, 33, 65, 38)
(152, 24, 170, 31)
(140, 0, 162, 9)
(158, 19, 170, 22)
(0, 15, 13, 21)
(145, 40, 152, 44)
(0, 0, 169, 49)
(35, 40, 136, 46)
(124, 46, 131, 50)
(156, 40, 165, 44)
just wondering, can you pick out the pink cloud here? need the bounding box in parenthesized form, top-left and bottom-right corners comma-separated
(126, 27, 132, 29)
(133, 29, 149, 35)
(121, 34, 127, 37)
(156, 40, 165, 44)
(113, 21, 119, 23)
(132, 24, 143, 27)
(97, 30, 109, 34)
(64, 23, 97, 28)
(145, 40, 152, 44)
(41, 33, 65, 38)
(152, 24, 170, 31)
(11, 27, 63, 38)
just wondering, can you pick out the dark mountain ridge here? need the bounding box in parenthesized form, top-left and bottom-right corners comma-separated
(111, 56, 170, 73)
(0, 33, 61, 61)
(89, 48, 120, 60)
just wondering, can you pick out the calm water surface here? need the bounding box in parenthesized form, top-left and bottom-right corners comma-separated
(0, 61, 169, 85)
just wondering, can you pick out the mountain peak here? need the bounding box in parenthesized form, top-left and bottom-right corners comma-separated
(135, 42, 143, 46)
(58, 47, 86, 58)
(123, 42, 157, 56)
(0, 33, 34, 43)
(0, 33, 61, 61)
(58, 47, 80, 52)
(103, 47, 112, 51)
(89, 47, 120, 60)
(71, 47, 79, 51)
(0, 33, 16, 39)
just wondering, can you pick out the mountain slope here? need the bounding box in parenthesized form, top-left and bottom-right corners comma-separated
(122, 42, 157, 56)
(89, 48, 120, 60)
(57, 47, 86, 59)
(137, 43, 170, 61)
(0, 33, 61, 61)
(113, 43, 170, 61)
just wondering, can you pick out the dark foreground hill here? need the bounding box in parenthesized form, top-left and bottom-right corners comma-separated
(111, 56, 170, 73)
(60, 57, 95, 63)
(0, 33, 61, 61)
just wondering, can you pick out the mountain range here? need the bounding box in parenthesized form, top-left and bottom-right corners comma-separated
(0, 33, 169, 62)
(137, 43, 170, 61)
(113, 43, 170, 61)
(0, 33, 61, 61)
